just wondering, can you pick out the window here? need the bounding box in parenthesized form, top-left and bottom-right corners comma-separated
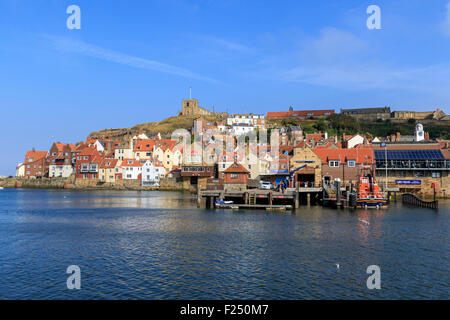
(127, 160, 133, 165)
(77, 156, 82, 160)
(329, 161, 340, 167)
(230, 173, 238, 179)
(347, 160, 356, 167)
(84, 156, 88, 160)
(52, 152, 56, 156)
(432, 172, 441, 178)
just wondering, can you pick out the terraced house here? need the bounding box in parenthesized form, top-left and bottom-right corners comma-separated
(24, 150, 48, 178)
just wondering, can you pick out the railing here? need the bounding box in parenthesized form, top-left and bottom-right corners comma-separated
(402, 193, 438, 209)
(375, 160, 448, 170)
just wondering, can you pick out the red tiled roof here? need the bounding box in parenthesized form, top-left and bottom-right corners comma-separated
(25, 150, 47, 161)
(100, 158, 118, 169)
(121, 158, 143, 167)
(79, 147, 100, 156)
(156, 140, 177, 151)
(224, 162, 249, 174)
(134, 139, 156, 152)
(312, 147, 374, 164)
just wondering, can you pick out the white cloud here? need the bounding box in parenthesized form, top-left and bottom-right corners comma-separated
(43, 35, 219, 83)
(275, 27, 450, 96)
(301, 27, 368, 62)
(198, 35, 255, 54)
(443, 2, 450, 36)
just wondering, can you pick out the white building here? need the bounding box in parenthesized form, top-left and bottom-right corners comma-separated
(49, 163, 73, 178)
(345, 134, 365, 148)
(121, 159, 143, 179)
(415, 123, 425, 142)
(16, 163, 25, 178)
(93, 140, 105, 153)
(227, 114, 265, 128)
(142, 160, 166, 186)
(231, 123, 257, 136)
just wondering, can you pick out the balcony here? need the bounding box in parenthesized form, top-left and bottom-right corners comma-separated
(375, 160, 449, 171)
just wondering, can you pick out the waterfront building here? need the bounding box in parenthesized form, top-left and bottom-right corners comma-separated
(99, 158, 119, 185)
(180, 164, 217, 191)
(372, 143, 449, 197)
(289, 147, 322, 187)
(223, 162, 250, 192)
(141, 160, 165, 187)
(312, 147, 375, 187)
(16, 162, 25, 178)
(24, 150, 48, 179)
(48, 143, 77, 178)
(75, 147, 102, 180)
(340, 106, 391, 121)
(121, 158, 143, 180)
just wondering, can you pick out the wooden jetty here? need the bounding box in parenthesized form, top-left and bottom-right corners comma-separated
(198, 186, 322, 210)
(402, 193, 438, 209)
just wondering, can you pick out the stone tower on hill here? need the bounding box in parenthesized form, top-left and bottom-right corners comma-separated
(179, 98, 214, 116)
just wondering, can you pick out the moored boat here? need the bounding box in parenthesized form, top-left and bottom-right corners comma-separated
(356, 166, 387, 209)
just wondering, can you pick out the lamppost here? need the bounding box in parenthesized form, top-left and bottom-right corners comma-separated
(381, 142, 387, 191)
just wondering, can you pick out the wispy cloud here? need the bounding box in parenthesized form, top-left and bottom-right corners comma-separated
(272, 27, 450, 95)
(42, 35, 220, 83)
(442, 2, 450, 36)
(198, 35, 255, 54)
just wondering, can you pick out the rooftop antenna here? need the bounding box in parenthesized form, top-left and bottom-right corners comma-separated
(189, 86, 192, 99)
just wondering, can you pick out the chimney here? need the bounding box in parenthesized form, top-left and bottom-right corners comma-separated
(324, 132, 328, 140)
(396, 132, 401, 142)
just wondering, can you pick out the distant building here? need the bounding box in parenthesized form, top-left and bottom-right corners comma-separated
(227, 114, 266, 128)
(267, 109, 334, 120)
(180, 98, 214, 116)
(392, 109, 447, 120)
(340, 107, 391, 121)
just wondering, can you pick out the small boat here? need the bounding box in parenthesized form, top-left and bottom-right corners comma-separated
(356, 166, 387, 209)
(0, 187, 4, 190)
(215, 200, 234, 205)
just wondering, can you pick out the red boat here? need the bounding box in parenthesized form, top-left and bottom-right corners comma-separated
(356, 166, 387, 209)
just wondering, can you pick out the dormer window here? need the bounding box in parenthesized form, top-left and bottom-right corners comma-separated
(127, 160, 133, 165)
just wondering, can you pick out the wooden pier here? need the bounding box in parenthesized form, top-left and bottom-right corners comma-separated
(402, 193, 438, 209)
(198, 186, 322, 210)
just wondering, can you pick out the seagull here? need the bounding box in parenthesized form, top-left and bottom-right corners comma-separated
(359, 219, 370, 225)
(336, 263, 340, 269)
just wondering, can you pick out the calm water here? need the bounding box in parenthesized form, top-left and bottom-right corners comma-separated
(0, 188, 448, 299)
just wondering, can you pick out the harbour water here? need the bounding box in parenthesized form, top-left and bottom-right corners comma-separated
(0, 188, 448, 299)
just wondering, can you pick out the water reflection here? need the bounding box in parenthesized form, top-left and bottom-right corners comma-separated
(0, 188, 449, 299)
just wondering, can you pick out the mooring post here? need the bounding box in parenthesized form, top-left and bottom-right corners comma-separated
(295, 182, 299, 209)
(307, 193, 311, 207)
(269, 192, 273, 206)
(197, 186, 201, 208)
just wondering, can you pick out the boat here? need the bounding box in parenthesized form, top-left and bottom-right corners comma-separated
(356, 166, 387, 209)
(0, 187, 4, 190)
(215, 200, 234, 205)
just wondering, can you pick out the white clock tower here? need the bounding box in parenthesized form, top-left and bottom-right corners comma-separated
(414, 123, 424, 142)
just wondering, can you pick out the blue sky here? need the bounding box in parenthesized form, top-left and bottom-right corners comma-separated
(1, 0, 450, 175)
